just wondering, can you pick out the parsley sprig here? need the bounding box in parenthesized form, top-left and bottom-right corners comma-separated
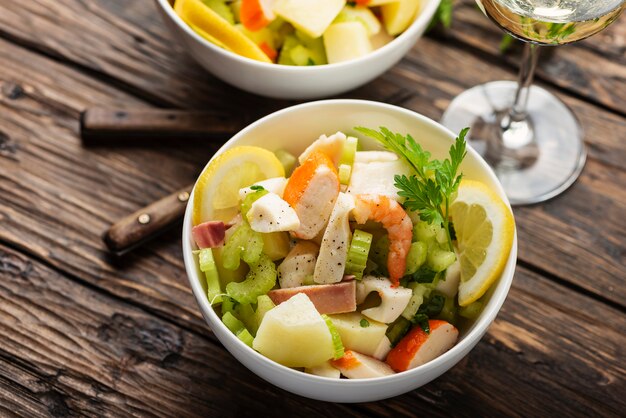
(355, 127, 468, 251)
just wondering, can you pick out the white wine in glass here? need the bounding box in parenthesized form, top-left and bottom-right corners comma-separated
(441, 0, 625, 205)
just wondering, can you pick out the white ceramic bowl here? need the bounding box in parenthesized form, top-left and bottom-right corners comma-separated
(182, 100, 517, 402)
(155, 0, 440, 99)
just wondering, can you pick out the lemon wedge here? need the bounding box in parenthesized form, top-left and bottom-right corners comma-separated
(174, 0, 271, 63)
(450, 180, 515, 306)
(192, 146, 285, 225)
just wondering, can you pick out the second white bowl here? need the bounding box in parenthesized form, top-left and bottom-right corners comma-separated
(154, 0, 441, 99)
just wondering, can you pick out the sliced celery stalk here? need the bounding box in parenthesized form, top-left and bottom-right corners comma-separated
(386, 316, 411, 348)
(339, 136, 358, 166)
(241, 189, 269, 217)
(198, 249, 222, 304)
(322, 314, 345, 360)
(401, 282, 433, 320)
(404, 241, 427, 275)
(459, 300, 483, 319)
(338, 163, 352, 185)
(222, 312, 255, 346)
(344, 229, 373, 279)
(226, 254, 277, 304)
(427, 249, 456, 272)
(222, 222, 264, 270)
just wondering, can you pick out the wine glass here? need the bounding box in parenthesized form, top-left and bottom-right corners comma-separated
(441, 0, 625, 205)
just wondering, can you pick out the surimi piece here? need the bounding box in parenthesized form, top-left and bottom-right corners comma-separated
(314, 192, 355, 284)
(298, 132, 346, 167)
(356, 277, 412, 323)
(239, 177, 288, 200)
(192, 221, 226, 248)
(283, 150, 340, 239)
(331, 350, 395, 379)
(386, 320, 459, 372)
(305, 361, 341, 379)
(267, 281, 356, 315)
(246, 193, 300, 233)
(278, 241, 319, 288)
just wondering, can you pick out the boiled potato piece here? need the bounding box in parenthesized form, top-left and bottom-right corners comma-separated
(253, 293, 335, 367)
(323, 22, 372, 64)
(381, 0, 421, 36)
(328, 312, 387, 357)
(274, 0, 344, 38)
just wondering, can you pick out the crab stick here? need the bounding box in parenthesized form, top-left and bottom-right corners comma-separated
(331, 350, 395, 379)
(283, 150, 340, 240)
(240, 0, 275, 31)
(386, 320, 459, 372)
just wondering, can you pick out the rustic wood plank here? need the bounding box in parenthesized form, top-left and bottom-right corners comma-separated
(437, 0, 626, 115)
(1, 244, 624, 417)
(0, 244, 369, 418)
(0, 0, 623, 114)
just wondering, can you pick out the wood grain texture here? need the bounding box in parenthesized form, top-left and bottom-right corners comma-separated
(0, 0, 624, 115)
(1, 244, 624, 417)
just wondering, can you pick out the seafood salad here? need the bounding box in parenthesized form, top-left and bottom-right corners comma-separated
(191, 127, 515, 378)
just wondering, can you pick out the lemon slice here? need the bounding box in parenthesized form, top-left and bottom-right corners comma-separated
(192, 146, 285, 225)
(174, 0, 271, 63)
(450, 180, 515, 306)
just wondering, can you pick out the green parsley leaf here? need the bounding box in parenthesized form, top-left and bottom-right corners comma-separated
(249, 185, 265, 191)
(355, 126, 468, 251)
(360, 318, 370, 328)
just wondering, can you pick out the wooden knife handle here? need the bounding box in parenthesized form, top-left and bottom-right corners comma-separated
(104, 185, 193, 254)
(80, 108, 244, 144)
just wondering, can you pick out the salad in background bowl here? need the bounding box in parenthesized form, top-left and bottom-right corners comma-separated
(154, 0, 440, 98)
(182, 100, 517, 402)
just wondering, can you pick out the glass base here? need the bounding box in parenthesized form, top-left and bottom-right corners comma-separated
(441, 81, 586, 206)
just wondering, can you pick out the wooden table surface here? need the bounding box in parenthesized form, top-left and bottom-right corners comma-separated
(1, 1, 624, 416)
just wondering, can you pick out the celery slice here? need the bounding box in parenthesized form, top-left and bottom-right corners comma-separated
(386, 316, 411, 348)
(401, 282, 433, 320)
(322, 314, 344, 360)
(241, 188, 268, 217)
(274, 149, 297, 175)
(345, 229, 373, 279)
(237, 329, 254, 347)
(370, 234, 389, 276)
(222, 312, 255, 346)
(404, 241, 427, 275)
(459, 300, 483, 319)
(226, 254, 277, 304)
(222, 311, 244, 334)
(198, 249, 222, 304)
(427, 248, 456, 272)
(338, 164, 352, 185)
(222, 222, 264, 270)
(339, 136, 358, 166)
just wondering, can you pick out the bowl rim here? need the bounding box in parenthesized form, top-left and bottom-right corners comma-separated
(155, 0, 442, 72)
(182, 99, 517, 387)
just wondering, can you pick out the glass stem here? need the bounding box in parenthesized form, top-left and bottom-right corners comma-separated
(505, 43, 540, 125)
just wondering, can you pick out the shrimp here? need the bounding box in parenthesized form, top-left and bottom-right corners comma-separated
(353, 194, 413, 287)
